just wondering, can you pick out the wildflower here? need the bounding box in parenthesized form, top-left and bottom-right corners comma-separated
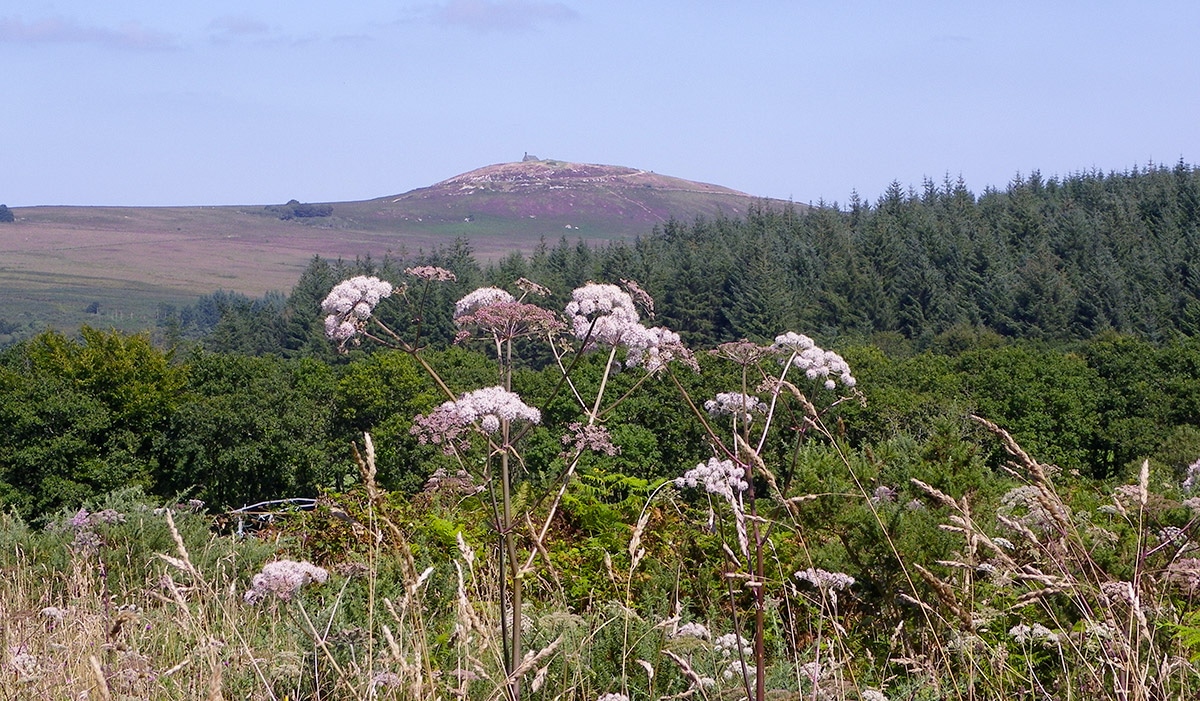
(565, 283, 643, 347)
(676, 458, 750, 557)
(1164, 558, 1200, 594)
(39, 606, 67, 624)
(405, 265, 457, 282)
(371, 671, 402, 689)
(998, 485, 1061, 533)
(596, 694, 629, 701)
(1158, 526, 1191, 549)
(72, 529, 102, 553)
(91, 509, 125, 524)
(625, 325, 698, 373)
(7, 646, 38, 679)
(412, 386, 540, 448)
(676, 458, 748, 502)
(515, 277, 552, 297)
(722, 660, 757, 681)
(713, 633, 752, 657)
(423, 468, 481, 495)
(321, 276, 394, 344)
(561, 422, 620, 457)
(68, 508, 91, 528)
(1100, 580, 1136, 606)
(673, 622, 711, 640)
(621, 278, 655, 316)
(773, 331, 816, 351)
(795, 568, 856, 592)
(992, 536, 1015, 550)
(1184, 457, 1200, 492)
(453, 300, 564, 340)
(799, 660, 824, 686)
(773, 332, 856, 389)
(454, 286, 516, 319)
(710, 340, 772, 368)
(705, 392, 768, 423)
(872, 485, 898, 504)
(244, 560, 329, 603)
(862, 690, 889, 701)
(1008, 622, 1060, 646)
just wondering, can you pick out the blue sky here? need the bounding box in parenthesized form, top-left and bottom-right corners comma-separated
(3, 1, 1198, 207)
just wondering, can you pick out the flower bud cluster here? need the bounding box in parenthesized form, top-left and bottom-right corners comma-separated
(774, 332, 856, 389)
(244, 560, 329, 603)
(321, 276, 394, 343)
(454, 300, 564, 341)
(705, 392, 768, 423)
(405, 265, 457, 282)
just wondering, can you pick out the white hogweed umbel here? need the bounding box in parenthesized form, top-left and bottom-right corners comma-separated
(565, 283, 643, 347)
(321, 276, 394, 343)
(773, 332, 856, 389)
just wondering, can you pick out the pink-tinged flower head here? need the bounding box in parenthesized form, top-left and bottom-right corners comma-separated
(412, 386, 540, 453)
(453, 301, 565, 340)
(405, 265, 457, 282)
(244, 560, 329, 603)
(713, 339, 774, 365)
(625, 325, 698, 373)
(561, 421, 620, 457)
(321, 276, 394, 345)
(454, 287, 515, 319)
(565, 283, 643, 347)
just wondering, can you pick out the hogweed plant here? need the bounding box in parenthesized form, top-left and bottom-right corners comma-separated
(321, 272, 696, 700)
(666, 332, 864, 701)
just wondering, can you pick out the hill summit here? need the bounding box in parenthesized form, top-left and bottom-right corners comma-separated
(339, 157, 780, 239)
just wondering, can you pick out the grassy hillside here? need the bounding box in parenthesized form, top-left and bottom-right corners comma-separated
(0, 160, 782, 342)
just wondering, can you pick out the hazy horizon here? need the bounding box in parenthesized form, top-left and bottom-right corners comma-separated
(3, 1, 1199, 208)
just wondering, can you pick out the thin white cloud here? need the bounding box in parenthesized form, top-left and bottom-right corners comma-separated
(431, 0, 578, 32)
(208, 15, 271, 37)
(0, 15, 178, 50)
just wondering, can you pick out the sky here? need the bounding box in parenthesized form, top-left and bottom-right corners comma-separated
(3, 1, 1199, 207)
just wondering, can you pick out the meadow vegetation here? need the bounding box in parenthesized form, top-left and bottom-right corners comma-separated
(4, 163, 1200, 699)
